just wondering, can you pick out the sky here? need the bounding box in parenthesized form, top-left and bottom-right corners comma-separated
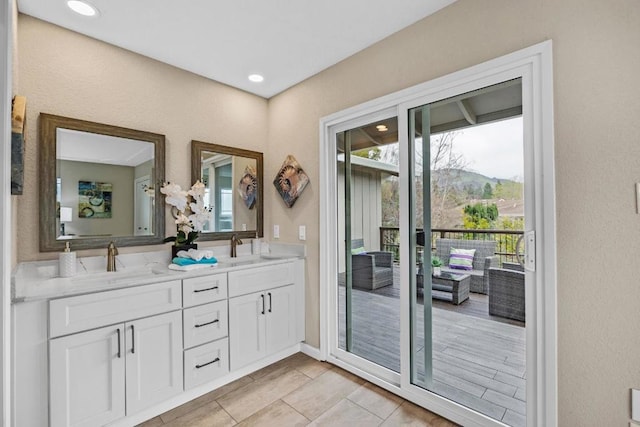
(439, 116, 524, 181)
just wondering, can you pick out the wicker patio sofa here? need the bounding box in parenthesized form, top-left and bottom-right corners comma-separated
(435, 238, 499, 294)
(351, 238, 393, 290)
(488, 264, 525, 322)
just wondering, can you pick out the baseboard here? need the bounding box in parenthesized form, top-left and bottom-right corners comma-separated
(300, 342, 322, 360)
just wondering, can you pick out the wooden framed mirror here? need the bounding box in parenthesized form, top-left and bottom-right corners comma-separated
(39, 113, 166, 251)
(191, 140, 263, 241)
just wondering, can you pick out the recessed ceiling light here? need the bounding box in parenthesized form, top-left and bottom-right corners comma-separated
(67, 0, 99, 17)
(248, 74, 264, 83)
(376, 124, 388, 132)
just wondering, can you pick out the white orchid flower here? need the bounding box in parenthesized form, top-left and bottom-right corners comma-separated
(188, 200, 211, 232)
(161, 182, 189, 212)
(175, 213, 193, 234)
(188, 180, 206, 200)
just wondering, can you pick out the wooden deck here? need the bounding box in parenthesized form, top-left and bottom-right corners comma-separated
(337, 273, 526, 426)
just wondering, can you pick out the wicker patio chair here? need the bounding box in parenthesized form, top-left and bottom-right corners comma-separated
(435, 238, 499, 294)
(488, 266, 525, 322)
(351, 238, 393, 290)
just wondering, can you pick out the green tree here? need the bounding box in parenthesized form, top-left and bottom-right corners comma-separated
(462, 202, 499, 229)
(482, 182, 493, 199)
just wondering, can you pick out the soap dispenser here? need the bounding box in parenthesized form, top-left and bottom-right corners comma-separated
(252, 232, 262, 255)
(59, 242, 77, 278)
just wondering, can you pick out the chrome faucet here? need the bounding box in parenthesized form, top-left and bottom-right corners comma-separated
(230, 234, 243, 258)
(107, 241, 118, 272)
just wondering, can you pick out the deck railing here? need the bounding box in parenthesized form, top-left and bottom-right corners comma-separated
(379, 227, 524, 264)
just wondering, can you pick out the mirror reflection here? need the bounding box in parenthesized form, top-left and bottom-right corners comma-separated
(39, 113, 166, 252)
(191, 140, 263, 241)
(57, 129, 156, 239)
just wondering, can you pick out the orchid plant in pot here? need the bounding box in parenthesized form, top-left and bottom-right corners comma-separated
(160, 181, 212, 258)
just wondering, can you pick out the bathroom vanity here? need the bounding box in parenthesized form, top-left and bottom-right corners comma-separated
(11, 247, 305, 427)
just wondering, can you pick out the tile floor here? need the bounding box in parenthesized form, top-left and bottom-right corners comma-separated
(138, 352, 458, 427)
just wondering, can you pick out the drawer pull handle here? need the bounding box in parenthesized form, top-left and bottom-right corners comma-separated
(196, 357, 220, 369)
(261, 294, 265, 315)
(194, 286, 218, 293)
(268, 292, 272, 313)
(131, 324, 135, 354)
(116, 328, 121, 358)
(194, 319, 219, 328)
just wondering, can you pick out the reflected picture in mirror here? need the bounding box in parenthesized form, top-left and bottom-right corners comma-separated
(191, 140, 263, 241)
(238, 165, 257, 209)
(39, 113, 165, 251)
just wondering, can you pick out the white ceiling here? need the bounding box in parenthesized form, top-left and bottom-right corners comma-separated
(17, 0, 457, 98)
(57, 128, 154, 166)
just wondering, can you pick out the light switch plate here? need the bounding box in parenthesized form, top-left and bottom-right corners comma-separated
(273, 225, 280, 239)
(299, 225, 306, 241)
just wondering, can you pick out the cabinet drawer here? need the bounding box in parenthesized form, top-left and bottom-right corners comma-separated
(184, 338, 229, 390)
(49, 280, 182, 338)
(183, 301, 228, 349)
(183, 274, 228, 308)
(228, 263, 295, 297)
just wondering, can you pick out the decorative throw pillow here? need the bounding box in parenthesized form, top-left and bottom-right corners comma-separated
(449, 248, 475, 270)
(351, 246, 367, 255)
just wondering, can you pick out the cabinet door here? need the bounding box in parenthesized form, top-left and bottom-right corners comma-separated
(50, 324, 125, 427)
(265, 284, 297, 354)
(125, 311, 183, 414)
(228, 291, 266, 370)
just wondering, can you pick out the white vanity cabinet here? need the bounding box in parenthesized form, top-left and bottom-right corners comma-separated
(227, 262, 303, 370)
(48, 282, 183, 427)
(12, 255, 305, 427)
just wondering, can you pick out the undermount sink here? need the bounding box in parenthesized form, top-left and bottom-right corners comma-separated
(70, 267, 162, 285)
(216, 254, 289, 267)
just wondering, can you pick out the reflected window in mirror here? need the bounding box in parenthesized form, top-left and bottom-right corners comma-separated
(39, 114, 166, 251)
(191, 140, 263, 241)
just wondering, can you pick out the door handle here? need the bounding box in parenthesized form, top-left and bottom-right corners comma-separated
(131, 324, 135, 354)
(524, 230, 536, 272)
(116, 328, 121, 358)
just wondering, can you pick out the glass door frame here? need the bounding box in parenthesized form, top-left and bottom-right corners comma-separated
(325, 106, 402, 386)
(320, 41, 557, 427)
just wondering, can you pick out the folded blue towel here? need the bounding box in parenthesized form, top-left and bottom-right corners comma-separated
(172, 256, 218, 266)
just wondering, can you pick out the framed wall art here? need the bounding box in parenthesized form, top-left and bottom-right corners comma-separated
(273, 155, 309, 208)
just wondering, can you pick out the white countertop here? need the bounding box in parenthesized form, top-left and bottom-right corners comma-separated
(12, 242, 305, 303)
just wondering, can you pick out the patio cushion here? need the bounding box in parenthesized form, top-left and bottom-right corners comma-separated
(449, 248, 475, 270)
(351, 246, 366, 255)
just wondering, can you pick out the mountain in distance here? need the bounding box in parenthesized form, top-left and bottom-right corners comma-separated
(432, 168, 520, 195)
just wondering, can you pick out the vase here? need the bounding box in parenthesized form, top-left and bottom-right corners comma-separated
(172, 243, 198, 259)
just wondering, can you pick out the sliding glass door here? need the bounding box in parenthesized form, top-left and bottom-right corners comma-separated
(335, 112, 401, 381)
(327, 73, 536, 426)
